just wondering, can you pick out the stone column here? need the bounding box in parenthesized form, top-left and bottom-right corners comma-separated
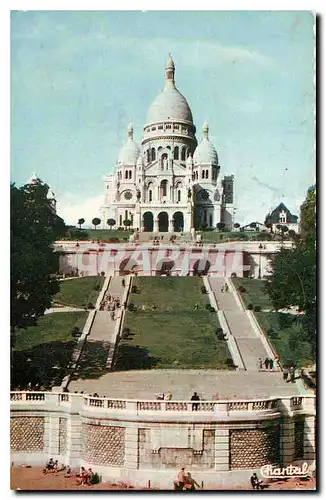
(46, 415, 60, 456)
(214, 428, 230, 471)
(154, 218, 159, 233)
(280, 417, 295, 466)
(66, 415, 83, 467)
(169, 218, 174, 232)
(303, 416, 315, 464)
(124, 426, 138, 469)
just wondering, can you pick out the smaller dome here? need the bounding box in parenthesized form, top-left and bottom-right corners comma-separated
(118, 123, 140, 165)
(193, 122, 219, 166)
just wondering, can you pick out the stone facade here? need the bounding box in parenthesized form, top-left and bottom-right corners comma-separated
(138, 427, 215, 470)
(11, 416, 44, 453)
(294, 418, 305, 460)
(81, 423, 125, 466)
(230, 425, 280, 470)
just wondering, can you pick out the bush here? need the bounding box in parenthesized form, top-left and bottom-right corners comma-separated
(216, 328, 223, 335)
(94, 284, 100, 291)
(128, 302, 136, 311)
(226, 358, 235, 368)
(231, 272, 237, 278)
(71, 326, 80, 336)
(247, 303, 254, 310)
(201, 286, 207, 294)
(205, 303, 211, 311)
(107, 237, 120, 243)
(87, 302, 94, 309)
(238, 286, 246, 293)
(100, 271, 105, 276)
(210, 306, 216, 313)
(131, 285, 138, 294)
(254, 305, 261, 312)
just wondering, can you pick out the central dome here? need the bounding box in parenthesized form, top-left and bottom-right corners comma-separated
(146, 58, 193, 125)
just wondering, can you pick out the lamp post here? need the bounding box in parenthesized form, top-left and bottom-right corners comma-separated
(258, 243, 263, 279)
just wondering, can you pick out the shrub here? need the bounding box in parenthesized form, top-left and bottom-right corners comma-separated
(201, 285, 207, 294)
(100, 271, 105, 276)
(231, 272, 237, 278)
(108, 237, 120, 243)
(94, 284, 100, 291)
(226, 358, 235, 368)
(131, 285, 138, 294)
(238, 286, 246, 293)
(247, 303, 254, 310)
(216, 327, 223, 335)
(128, 302, 136, 311)
(210, 306, 216, 313)
(71, 327, 80, 336)
(205, 303, 211, 311)
(254, 305, 261, 312)
(87, 302, 94, 309)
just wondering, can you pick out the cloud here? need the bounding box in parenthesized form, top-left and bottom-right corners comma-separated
(57, 193, 104, 226)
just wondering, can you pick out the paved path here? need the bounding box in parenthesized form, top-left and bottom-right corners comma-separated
(68, 369, 305, 400)
(208, 278, 271, 371)
(45, 306, 85, 314)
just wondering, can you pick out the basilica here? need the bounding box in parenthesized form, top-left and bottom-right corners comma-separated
(100, 57, 235, 233)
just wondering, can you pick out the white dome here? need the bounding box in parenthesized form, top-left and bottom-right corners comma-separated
(118, 123, 140, 165)
(193, 122, 218, 165)
(146, 58, 193, 124)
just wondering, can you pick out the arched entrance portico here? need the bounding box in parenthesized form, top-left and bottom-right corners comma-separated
(143, 212, 154, 232)
(173, 211, 184, 232)
(119, 258, 139, 276)
(158, 211, 168, 232)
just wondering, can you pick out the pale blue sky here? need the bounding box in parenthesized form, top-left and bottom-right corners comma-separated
(11, 10, 315, 225)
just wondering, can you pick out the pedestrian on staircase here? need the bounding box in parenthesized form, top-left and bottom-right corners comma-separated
(264, 358, 269, 370)
(220, 284, 224, 293)
(110, 311, 115, 321)
(269, 358, 274, 370)
(224, 283, 229, 292)
(257, 357, 263, 371)
(122, 278, 125, 288)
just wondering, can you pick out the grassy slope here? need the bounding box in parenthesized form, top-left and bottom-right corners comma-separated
(54, 276, 105, 307)
(12, 311, 88, 388)
(232, 277, 272, 309)
(115, 277, 232, 370)
(255, 312, 314, 367)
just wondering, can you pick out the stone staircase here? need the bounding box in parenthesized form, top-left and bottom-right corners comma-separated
(208, 278, 272, 371)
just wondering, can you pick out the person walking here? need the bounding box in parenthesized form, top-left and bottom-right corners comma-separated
(174, 468, 187, 490)
(224, 283, 229, 292)
(283, 368, 288, 381)
(110, 310, 115, 321)
(290, 366, 295, 383)
(264, 357, 269, 370)
(122, 278, 125, 288)
(257, 357, 263, 371)
(220, 284, 224, 293)
(269, 358, 274, 370)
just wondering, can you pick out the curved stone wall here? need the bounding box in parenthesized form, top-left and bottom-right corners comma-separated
(10, 392, 316, 489)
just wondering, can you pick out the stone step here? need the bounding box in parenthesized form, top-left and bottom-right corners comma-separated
(224, 311, 258, 339)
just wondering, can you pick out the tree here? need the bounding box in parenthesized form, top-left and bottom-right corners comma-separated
(250, 222, 257, 230)
(107, 218, 116, 230)
(264, 187, 316, 359)
(123, 219, 132, 229)
(11, 180, 66, 334)
(216, 222, 225, 232)
(234, 223, 240, 229)
(78, 218, 85, 229)
(300, 185, 316, 247)
(92, 217, 101, 230)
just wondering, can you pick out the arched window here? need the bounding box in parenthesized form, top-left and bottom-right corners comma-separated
(125, 170, 128, 179)
(201, 170, 205, 179)
(205, 170, 209, 179)
(181, 147, 186, 161)
(167, 146, 171, 150)
(174, 146, 179, 160)
(151, 148, 156, 161)
(177, 190, 181, 202)
(158, 146, 162, 151)
(147, 150, 150, 163)
(161, 180, 168, 197)
(196, 171, 198, 180)
(149, 190, 152, 202)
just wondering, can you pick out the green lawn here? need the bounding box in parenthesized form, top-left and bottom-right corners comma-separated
(114, 277, 233, 370)
(255, 312, 314, 368)
(53, 276, 105, 308)
(11, 311, 88, 389)
(85, 229, 133, 241)
(232, 277, 273, 310)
